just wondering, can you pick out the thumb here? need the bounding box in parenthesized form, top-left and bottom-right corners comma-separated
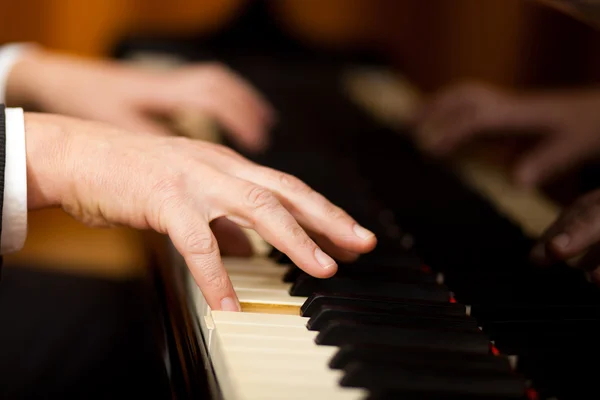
(513, 137, 585, 188)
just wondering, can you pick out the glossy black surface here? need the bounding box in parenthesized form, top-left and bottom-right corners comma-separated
(114, 3, 600, 398)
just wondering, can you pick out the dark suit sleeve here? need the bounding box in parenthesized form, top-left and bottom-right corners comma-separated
(0, 104, 6, 277)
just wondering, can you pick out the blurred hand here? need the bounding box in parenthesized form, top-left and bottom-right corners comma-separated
(7, 47, 274, 153)
(413, 81, 600, 188)
(531, 188, 600, 283)
(26, 113, 377, 311)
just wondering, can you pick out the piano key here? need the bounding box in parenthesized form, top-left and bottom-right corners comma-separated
(229, 275, 292, 291)
(366, 388, 528, 400)
(315, 319, 490, 354)
(469, 303, 600, 322)
(301, 292, 466, 317)
(340, 361, 526, 398)
(235, 288, 306, 311)
(209, 313, 368, 400)
(210, 309, 308, 327)
(306, 305, 478, 331)
(329, 343, 513, 372)
(271, 246, 424, 270)
(289, 273, 450, 301)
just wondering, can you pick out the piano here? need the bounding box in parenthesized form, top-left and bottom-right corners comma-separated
(113, 7, 600, 399)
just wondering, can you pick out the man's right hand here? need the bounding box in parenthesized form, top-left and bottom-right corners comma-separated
(24, 113, 377, 312)
(413, 81, 600, 188)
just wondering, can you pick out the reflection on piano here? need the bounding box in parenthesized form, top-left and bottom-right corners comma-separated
(116, 25, 600, 400)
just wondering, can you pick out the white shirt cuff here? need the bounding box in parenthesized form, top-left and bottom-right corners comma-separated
(1, 107, 27, 253)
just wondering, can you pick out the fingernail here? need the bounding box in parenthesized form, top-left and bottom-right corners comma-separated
(314, 248, 336, 269)
(552, 234, 570, 249)
(353, 224, 375, 240)
(220, 297, 241, 312)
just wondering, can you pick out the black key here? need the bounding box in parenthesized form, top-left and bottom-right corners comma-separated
(340, 361, 526, 398)
(271, 247, 423, 270)
(283, 265, 440, 284)
(315, 320, 490, 354)
(306, 305, 477, 331)
(329, 343, 513, 373)
(300, 292, 466, 317)
(469, 303, 600, 323)
(289, 274, 450, 301)
(366, 388, 527, 400)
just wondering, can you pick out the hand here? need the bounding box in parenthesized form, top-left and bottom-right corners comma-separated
(531, 188, 600, 283)
(413, 81, 600, 188)
(25, 113, 377, 311)
(7, 47, 274, 153)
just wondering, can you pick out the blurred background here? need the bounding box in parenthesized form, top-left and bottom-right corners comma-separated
(2, 0, 600, 89)
(2, 0, 600, 275)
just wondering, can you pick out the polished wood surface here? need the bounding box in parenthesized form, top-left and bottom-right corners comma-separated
(3, 208, 149, 278)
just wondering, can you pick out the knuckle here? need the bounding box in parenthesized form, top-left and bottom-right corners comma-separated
(288, 223, 314, 249)
(183, 230, 218, 255)
(152, 173, 187, 220)
(245, 185, 279, 212)
(274, 170, 311, 194)
(323, 202, 348, 221)
(199, 265, 229, 292)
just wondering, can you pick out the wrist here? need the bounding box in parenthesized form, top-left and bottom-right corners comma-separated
(24, 112, 71, 209)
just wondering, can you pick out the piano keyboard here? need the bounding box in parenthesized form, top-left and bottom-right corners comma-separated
(122, 40, 600, 399)
(180, 248, 532, 400)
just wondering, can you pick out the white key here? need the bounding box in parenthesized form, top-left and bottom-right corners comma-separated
(212, 321, 366, 400)
(211, 310, 309, 327)
(222, 256, 284, 269)
(236, 289, 306, 307)
(188, 258, 365, 400)
(230, 276, 292, 291)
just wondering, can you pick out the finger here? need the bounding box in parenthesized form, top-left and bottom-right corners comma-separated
(211, 217, 254, 257)
(531, 190, 600, 266)
(418, 101, 486, 156)
(590, 266, 600, 285)
(233, 167, 377, 255)
(513, 137, 587, 188)
(219, 181, 339, 278)
(203, 67, 276, 134)
(571, 243, 600, 276)
(208, 65, 275, 122)
(306, 228, 360, 262)
(165, 204, 240, 312)
(546, 199, 600, 260)
(188, 92, 271, 152)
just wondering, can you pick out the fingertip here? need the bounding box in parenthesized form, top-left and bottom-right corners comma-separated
(220, 296, 241, 312)
(550, 233, 570, 253)
(353, 224, 375, 241)
(314, 247, 337, 268)
(310, 247, 338, 278)
(350, 224, 378, 253)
